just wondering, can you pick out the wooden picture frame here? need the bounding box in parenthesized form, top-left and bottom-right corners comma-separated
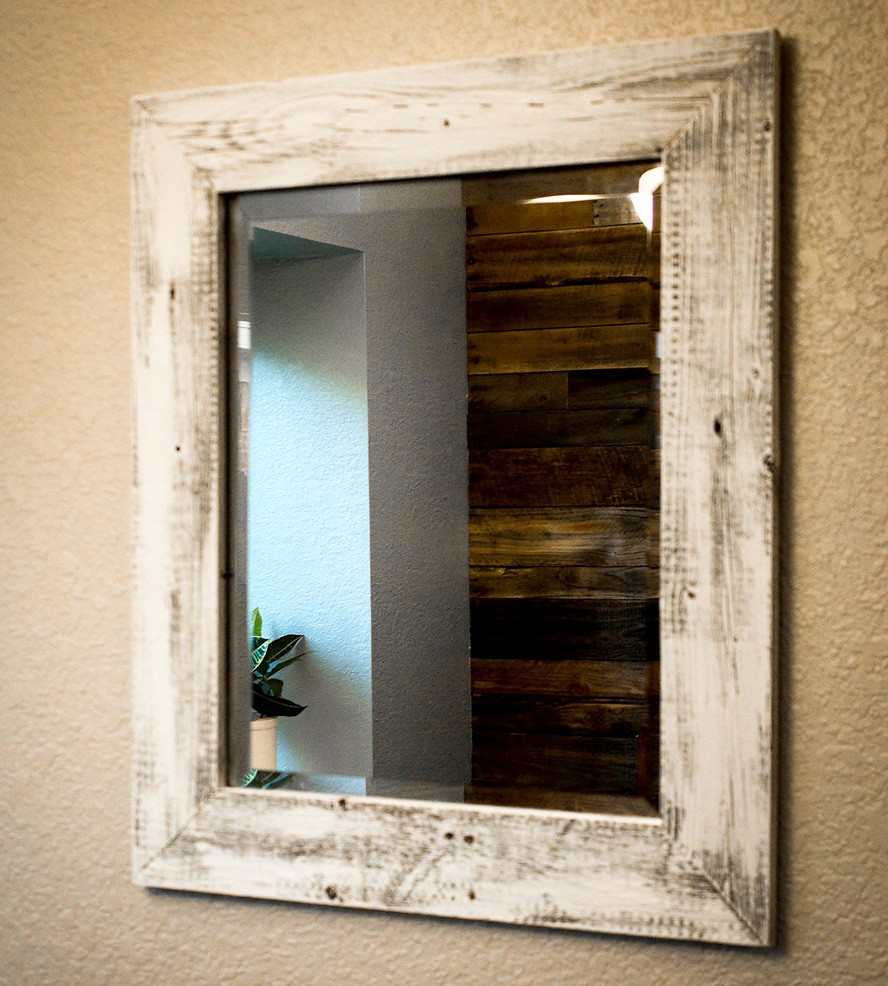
(131, 29, 778, 945)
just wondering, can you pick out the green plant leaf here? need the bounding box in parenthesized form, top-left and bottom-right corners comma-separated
(252, 688, 307, 718)
(251, 638, 269, 673)
(252, 607, 262, 637)
(266, 653, 304, 677)
(268, 678, 283, 697)
(265, 633, 306, 666)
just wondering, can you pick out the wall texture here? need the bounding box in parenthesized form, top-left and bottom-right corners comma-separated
(0, 1, 885, 984)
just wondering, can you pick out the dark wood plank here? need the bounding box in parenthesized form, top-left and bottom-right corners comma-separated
(469, 446, 650, 506)
(472, 696, 652, 736)
(467, 226, 658, 291)
(463, 785, 658, 815)
(471, 732, 638, 792)
(466, 198, 643, 235)
(468, 372, 568, 412)
(468, 326, 655, 375)
(467, 281, 653, 332)
(470, 565, 652, 600)
(467, 407, 653, 449)
(567, 368, 654, 409)
(470, 597, 655, 662)
(461, 161, 655, 205)
(469, 506, 651, 568)
(471, 658, 654, 699)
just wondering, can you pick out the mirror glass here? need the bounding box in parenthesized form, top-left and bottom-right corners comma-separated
(228, 161, 661, 816)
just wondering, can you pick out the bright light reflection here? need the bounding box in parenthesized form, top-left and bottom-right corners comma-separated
(630, 166, 665, 231)
(521, 193, 607, 204)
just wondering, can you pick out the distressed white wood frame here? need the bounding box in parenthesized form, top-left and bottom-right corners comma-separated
(132, 29, 778, 945)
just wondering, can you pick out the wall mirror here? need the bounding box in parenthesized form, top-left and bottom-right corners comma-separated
(132, 29, 778, 945)
(228, 163, 663, 816)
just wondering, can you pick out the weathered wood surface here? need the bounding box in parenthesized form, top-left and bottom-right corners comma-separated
(467, 281, 653, 332)
(464, 786, 659, 816)
(469, 371, 568, 412)
(466, 197, 642, 235)
(473, 696, 651, 736)
(469, 506, 652, 567)
(468, 407, 652, 449)
(471, 658, 653, 699)
(133, 30, 777, 945)
(467, 226, 658, 291)
(470, 597, 656, 662)
(469, 447, 650, 507)
(462, 161, 652, 205)
(568, 368, 654, 409)
(468, 326, 654, 375)
(470, 565, 653, 600)
(472, 733, 638, 792)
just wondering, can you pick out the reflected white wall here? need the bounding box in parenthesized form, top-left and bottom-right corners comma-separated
(249, 253, 372, 778)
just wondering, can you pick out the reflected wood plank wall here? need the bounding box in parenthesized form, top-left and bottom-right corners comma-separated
(463, 163, 661, 812)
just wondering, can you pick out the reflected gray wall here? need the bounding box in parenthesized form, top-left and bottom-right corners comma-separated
(250, 179, 471, 788)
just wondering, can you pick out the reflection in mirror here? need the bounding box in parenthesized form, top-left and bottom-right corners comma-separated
(227, 161, 661, 816)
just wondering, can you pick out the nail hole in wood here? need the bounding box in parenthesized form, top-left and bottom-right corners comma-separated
(468, 890, 476, 900)
(444, 832, 454, 840)
(713, 417, 722, 435)
(325, 886, 338, 900)
(463, 835, 474, 844)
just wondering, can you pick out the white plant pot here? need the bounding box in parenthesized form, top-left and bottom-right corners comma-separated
(250, 717, 277, 771)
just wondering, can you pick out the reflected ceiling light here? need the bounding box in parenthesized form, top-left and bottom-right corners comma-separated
(629, 166, 665, 231)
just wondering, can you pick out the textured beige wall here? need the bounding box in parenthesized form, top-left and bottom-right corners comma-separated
(1, 1, 886, 983)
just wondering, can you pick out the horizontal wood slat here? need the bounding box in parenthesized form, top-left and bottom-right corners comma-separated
(470, 565, 652, 600)
(469, 506, 652, 567)
(468, 406, 653, 449)
(468, 372, 568, 412)
(467, 226, 658, 291)
(461, 161, 654, 205)
(463, 785, 659, 816)
(471, 658, 655, 698)
(473, 696, 652, 736)
(470, 597, 657, 662)
(471, 733, 638, 792)
(467, 281, 653, 332)
(568, 368, 654, 409)
(469, 446, 650, 506)
(466, 198, 643, 236)
(468, 326, 655, 375)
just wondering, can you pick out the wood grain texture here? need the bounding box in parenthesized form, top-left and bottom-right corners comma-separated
(471, 733, 638, 792)
(132, 30, 777, 945)
(470, 597, 655, 662)
(464, 786, 659, 816)
(467, 226, 657, 291)
(468, 372, 568, 412)
(466, 197, 642, 235)
(473, 696, 652, 736)
(470, 565, 652, 600)
(467, 406, 653, 449)
(471, 658, 653, 699)
(461, 162, 652, 205)
(467, 281, 652, 332)
(468, 325, 654, 375)
(469, 447, 650, 507)
(469, 506, 652, 567)
(568, 368, 654, 409)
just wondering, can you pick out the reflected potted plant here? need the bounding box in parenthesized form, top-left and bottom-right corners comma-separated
(249, 607, 307, 772)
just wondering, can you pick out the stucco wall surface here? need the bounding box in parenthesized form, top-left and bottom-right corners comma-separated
(0, 1, 885, 984)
